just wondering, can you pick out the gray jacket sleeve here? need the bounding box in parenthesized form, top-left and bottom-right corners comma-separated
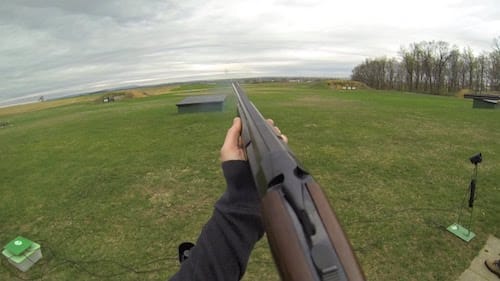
(169, 160, 264, 281)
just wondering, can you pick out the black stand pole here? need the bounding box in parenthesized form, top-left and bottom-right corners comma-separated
(447, 153, 481, 242)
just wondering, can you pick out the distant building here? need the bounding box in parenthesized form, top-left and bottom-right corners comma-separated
(473, 98, 499, 109)
(103, 96, 115, 103)
(176, 95, 227, 113)
(464, 94, 500, 100)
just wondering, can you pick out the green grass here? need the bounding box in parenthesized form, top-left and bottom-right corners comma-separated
(1, 82, 499, 281)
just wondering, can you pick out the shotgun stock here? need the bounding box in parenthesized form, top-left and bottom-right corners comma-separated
(232, 82, 365, 281)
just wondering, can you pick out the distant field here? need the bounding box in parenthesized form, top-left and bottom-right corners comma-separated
(0, 95, 100, 117)
(0, 82, 499, 281)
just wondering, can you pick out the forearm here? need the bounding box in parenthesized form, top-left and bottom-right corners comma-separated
(169, 161, 264, 281)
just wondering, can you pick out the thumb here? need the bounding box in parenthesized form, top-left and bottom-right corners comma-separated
(223, 117, 242, 148)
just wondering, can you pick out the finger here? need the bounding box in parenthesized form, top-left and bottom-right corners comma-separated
(274, 126, 281, 135)
(223, 117, 242, 149)
(279, 134, 288, 144)
(266, 118, 282, 135)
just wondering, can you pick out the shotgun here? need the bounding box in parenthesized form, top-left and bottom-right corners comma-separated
(232, 82, 365, 281)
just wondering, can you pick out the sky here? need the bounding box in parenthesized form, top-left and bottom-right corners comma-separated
(1, 0, 499, 106)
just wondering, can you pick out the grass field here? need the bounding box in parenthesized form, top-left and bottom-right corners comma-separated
(1, 82, 499, 281)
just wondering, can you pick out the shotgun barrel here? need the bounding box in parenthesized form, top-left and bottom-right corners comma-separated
(232, 82, 365, 281)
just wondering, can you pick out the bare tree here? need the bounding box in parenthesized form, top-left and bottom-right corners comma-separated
(386, 58, 400, 90)
(413, 43, 423, 92)
(447, 47, 461, 92)
(421, 42, 436, 93)
(463, 47, 476, 89)
(489, 36, 500, 91)
(351, 37, 500, 94)
(434, 41, 451, 94)
(400, 47, 414, 91)
(476, 53, 488, 93)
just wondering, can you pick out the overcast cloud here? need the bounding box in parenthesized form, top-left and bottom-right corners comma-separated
(1, 0, 499, 106)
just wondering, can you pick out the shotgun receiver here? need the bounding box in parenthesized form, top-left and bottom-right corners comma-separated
(232, 82, 365, 281)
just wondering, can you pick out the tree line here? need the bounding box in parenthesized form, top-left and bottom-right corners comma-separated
(351, 38, 500, 95)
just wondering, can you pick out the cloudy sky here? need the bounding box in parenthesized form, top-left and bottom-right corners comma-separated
(1, 0, 499, 106)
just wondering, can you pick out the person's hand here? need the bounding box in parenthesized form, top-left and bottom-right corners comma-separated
(220, 117, 288, 162)
(220, 117, 246, 162)
(266, 119, 288, 144)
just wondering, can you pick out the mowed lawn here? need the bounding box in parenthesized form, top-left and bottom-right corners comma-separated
(1, 82, 499, 281)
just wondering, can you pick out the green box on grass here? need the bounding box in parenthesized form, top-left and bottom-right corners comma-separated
(447, 223, 476, 242)
(2, 236, 43, 272)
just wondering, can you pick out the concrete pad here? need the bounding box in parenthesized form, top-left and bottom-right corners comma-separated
(457, 269, 490, 281)
(457, 235, 500, 281)
(485, 237, 500, 256)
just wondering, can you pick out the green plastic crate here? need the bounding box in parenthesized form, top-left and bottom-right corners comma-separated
(2, 237, 42, 272)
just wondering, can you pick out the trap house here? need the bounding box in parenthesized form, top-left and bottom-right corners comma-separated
(2, 236, 42, 272)
(176, 95, 227, 113)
